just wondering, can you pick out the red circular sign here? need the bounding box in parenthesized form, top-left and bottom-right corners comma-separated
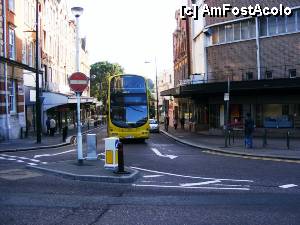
(69, 72, 89, 92)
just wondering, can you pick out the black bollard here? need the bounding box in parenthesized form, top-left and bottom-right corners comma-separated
(225, 129, 228, 148)
(263, 128, 267, 148)
(20, 127, 23, 139)
(287, 131, 290, 150)
(114, 142, 129, 174)
(62, 126, 68, 142)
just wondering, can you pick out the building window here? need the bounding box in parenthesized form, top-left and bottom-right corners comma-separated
(277, 16, 286, 34)
(289, 69, 297, 78)
(241, 20, 249, 39)
(297, 10, 300, 31)
(265, 71, 273, 79)
(8, 0, 15, 12)
(259, 17, 268, 36)
(249, 19, 256, 38)
(287, 14, 296, 32)
(8, 27, 16, 60)
(22, 40, 27, 64)
(219, 25, 225, 43)
(268, 17, 277, 35)
(233, 22, 241, 41)
(28, 42, 33, 67)
(212, 27, 219, 44)
(9, 80, 17, 113)
(225, 24, 233, 42)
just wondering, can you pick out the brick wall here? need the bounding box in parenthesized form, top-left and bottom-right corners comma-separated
(205, 0, 300, 26)
(260, 33, 300, 79)
(207, 40, 257, 80)
(206, 32, 300, 81)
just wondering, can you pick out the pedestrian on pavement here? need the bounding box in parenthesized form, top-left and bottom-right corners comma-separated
(244, 113, 254, 149)
(50, 118, 56, 136)
(174, 118, 178, 130)
(165, 115, 169, 131)
(46, 117, 51, 135)
(180, 117, 185, 130)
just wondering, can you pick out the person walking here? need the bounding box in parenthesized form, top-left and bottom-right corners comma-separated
(180, 117, 185, 130)
(244, 113, 254, 149)
(46, 117, 51, 135)
(165, 115, 169, 131)
(174, 118, 178, 130)
(50, 118, 56, 136)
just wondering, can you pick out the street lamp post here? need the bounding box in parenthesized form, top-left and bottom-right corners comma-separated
(71, 6, 84, 164)
(35, 0, 42, 143)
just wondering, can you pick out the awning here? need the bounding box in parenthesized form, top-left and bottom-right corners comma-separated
(161, 78, 300, 97)
(42, 92, 96, 111)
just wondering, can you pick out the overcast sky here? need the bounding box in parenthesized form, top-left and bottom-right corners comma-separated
(69, 0, 184, 81)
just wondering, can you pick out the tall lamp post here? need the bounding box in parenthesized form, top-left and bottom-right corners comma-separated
(35, 0, 42, 143)
(71, 6, 84, 164)
(145, 58, 159, 124)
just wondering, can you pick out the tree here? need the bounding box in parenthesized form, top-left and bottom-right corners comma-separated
(146, 79, 156, 118)
(90, 61, 124, 113)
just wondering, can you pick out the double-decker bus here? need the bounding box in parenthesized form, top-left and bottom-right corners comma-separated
(107, 74, 150, 140)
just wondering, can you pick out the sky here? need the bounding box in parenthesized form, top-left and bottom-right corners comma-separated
(69, 0, 184, 81)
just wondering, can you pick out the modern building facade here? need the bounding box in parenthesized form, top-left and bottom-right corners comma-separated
(163, 0, 300, 134)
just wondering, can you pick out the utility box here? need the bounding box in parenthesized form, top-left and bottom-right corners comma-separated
(86, 134, 97, 160)
(104, 137, 119, 170)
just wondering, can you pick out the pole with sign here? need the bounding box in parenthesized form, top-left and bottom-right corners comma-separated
(69, 72, 89, 164)
(224, 77, 230, 147)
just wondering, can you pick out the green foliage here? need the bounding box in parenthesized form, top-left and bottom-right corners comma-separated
(90, 61, 124, 111)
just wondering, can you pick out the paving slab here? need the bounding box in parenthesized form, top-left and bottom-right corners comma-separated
(161, 129, 300, 162)
(27, 160, 139, 183)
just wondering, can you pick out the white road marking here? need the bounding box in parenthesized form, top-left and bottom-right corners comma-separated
(143, 175, 164, 178)
(279, 184, 298, 189)
(131, 166, 254, 182)
(34, 149, 76, 158)
(180, 180, 221, 187)
(7, 158, 16, 161)
(132, 184, 250, 191)
(29, 159, 40, 163)
(18, 157, 30, 160)
(151, 148, 178, 159)
(0, 155, 47, 165)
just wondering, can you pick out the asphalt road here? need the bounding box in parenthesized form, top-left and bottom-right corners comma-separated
(0, 127, 300, 225)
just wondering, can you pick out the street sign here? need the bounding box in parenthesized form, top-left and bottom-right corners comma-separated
(69, 72, 89, 93)
(224, 93, 230, 101)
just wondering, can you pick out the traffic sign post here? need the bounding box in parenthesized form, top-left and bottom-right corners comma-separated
(69, 72, 89, 164)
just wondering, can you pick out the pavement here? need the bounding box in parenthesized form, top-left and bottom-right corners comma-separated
(2, 124, 300, 184)
(28, 160, 139, 183)
(0, 124, 100, 152)
(161, 126, 300, 162)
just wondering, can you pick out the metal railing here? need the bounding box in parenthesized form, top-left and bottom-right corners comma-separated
(177, 64, 300, 87)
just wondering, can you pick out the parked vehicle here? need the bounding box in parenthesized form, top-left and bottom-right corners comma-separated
(149, 119, 159, 133)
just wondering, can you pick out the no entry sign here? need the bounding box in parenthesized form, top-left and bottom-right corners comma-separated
(69, 72, 89, 93)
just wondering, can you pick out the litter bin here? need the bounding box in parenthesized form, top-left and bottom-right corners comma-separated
(104, 137, 119, 170)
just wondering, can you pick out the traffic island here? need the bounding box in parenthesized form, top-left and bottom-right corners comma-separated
(27, 160, 139, 183)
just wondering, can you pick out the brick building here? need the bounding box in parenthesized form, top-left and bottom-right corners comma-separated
(163, 0, 300, 134)
(0, 0, 92, 140)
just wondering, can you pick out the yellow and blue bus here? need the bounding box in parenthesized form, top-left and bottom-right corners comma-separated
(107, 74, 150, 140)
